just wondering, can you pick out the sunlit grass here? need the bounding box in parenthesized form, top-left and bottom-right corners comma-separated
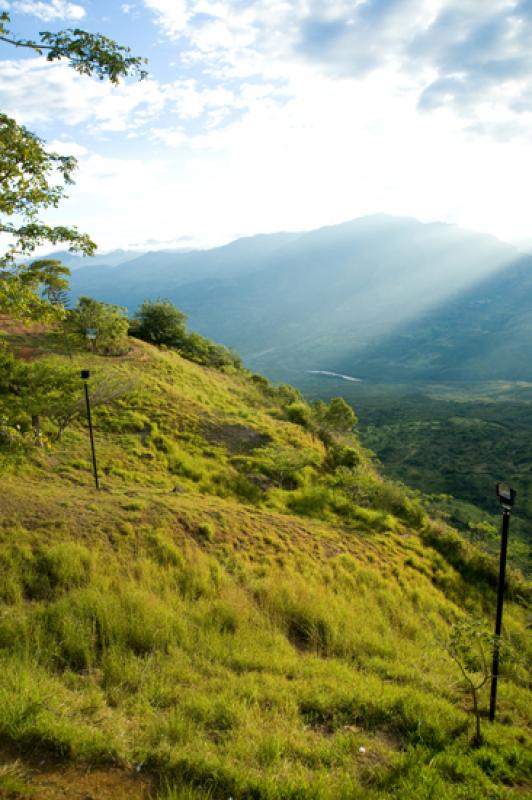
(0, 335, 529, 798)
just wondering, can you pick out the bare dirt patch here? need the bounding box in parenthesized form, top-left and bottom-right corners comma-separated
(202, 421, 271, 454)
(0, 316, 48, 337)
(0, 750, 153, 800)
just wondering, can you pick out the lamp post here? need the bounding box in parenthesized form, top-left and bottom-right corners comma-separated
(489, 483, 515, 722)
(81, 370, 99, 490)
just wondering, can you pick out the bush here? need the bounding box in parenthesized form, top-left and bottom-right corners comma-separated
(0, 542, 93, 603)
(287, 487, 332, 517)
(286, 402, 313, 428)
(253, 443, 320, 489)
(134, 300, 188, 347)
(133, 300, 242, 371)
(69, 296, 129, 355)
(315, 397, 357, 433)
(327, 445, 360, 469)
(30, 543, 93, 599)
(250, 373, 270, 390)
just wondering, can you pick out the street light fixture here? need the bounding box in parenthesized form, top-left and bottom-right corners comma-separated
(81, 370, 100, 490)
(495, 483, 515, 511)
(489, 483, 516, 722)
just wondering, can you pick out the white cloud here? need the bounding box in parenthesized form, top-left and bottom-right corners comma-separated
(3, 0, 532, 249)
(143, 0, 189, 36)
(0, 58, 167, 131)
(0, 55, 250, 140)
(36, 58, 532, 251)
(46, 138, 88, 156)
(142, 0, 532, 141)
(10, 1, 86, 20)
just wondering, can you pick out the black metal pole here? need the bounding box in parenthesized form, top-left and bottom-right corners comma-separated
(489, 507, 510, 722)
(83, 380, 100, 490)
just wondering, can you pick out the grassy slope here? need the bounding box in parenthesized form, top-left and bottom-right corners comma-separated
(0, 331, 530, 800)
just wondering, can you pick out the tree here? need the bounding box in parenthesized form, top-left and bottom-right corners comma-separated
(445, 617, 495, 747)
(0, 11, 147, 319)
(70, 296, 129, 355)
(317, 397, 357, 433)
(133, 300, 243, 371)
(0, 358, 136, 442)
(27, 260, 71, 308)
(0, 259, 71, 321)
(134, 300, 188, 347)
(286, 401, 313, 428)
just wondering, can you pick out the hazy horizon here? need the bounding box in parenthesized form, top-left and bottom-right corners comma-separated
(47, 212, 529, 260)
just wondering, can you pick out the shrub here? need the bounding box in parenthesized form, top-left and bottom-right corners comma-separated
(250, 373, 270, 390)
(134, 300, 188, 347)
(327, 445, 360, 469)
(147, 531, 183, 567)
(69, 296, 129, 355)
(286, 402, 313, 428)
(287, 486, 332, 517)
(0, 542, 93, 603)
(315, 397, 357, 433)
(254, 443, 320, 489)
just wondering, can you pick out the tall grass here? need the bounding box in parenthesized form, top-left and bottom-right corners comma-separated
(0, 337, 529, 799)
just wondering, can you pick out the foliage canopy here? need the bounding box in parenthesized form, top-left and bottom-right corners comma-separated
(69, 296, 129, 355)
(134, 300, 188, 347)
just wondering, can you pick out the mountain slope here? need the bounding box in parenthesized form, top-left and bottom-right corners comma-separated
(48, 249, 143, 270)
(0, 325, 530, 799)
(69, 215, 530, 384)
(332, 254, 532, 381)
(70, 231, 302, 304)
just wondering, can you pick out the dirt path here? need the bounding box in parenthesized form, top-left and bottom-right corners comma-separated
(0, 751, 153, 800)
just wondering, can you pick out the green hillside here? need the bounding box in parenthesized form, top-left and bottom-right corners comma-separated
(0, 323, 530, 800)
(298, 376, 532, 575)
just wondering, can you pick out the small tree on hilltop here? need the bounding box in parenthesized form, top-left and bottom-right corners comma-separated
(2, 360, 136, 442)
(70, 296, 129, 355)
(134, 300, 188, 347)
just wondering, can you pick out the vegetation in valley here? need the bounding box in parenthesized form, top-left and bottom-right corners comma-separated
(0, 315, 530, 800)
(300, 376, 532, 575)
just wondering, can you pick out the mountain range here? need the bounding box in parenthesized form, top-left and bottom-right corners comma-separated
(67, 214, 532, 384)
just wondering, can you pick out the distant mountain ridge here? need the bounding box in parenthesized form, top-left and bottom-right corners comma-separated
(46, 249, 144, 270)
(69, 214, 532, 383)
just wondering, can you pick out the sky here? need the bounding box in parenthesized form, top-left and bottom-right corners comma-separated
(1, 0, 532, 252)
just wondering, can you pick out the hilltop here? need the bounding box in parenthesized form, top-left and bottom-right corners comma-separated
(0, 322, 530, 800)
